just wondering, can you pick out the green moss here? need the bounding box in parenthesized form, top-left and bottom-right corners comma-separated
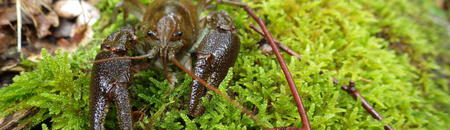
(0, 0, 449, 129)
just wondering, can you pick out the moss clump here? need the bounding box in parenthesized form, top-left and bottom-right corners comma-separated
(0, 49, 93, 129)
(0, 0, 449, 129)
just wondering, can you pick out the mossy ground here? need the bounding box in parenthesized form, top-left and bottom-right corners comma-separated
(0, 0, 449, 129)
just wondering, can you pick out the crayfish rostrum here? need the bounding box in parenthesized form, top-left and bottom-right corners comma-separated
(90, 0, 241, 129)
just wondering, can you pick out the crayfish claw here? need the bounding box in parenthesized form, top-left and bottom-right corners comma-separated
(90, 50, 132, 129)
(189, 11, 240, 117)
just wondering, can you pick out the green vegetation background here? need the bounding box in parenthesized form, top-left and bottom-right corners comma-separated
(1, 0, 449, 129)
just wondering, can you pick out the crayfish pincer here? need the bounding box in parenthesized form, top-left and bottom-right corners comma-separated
(90, 28, 135, 130)
(90, 0, 239, 129)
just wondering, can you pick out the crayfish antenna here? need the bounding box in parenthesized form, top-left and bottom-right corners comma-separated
(85, 53, 154, 65)
(170, 58, 269, 129)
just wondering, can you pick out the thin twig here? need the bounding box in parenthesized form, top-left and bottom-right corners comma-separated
(16, 0, 21, 53)
(249, 24, 302, 60)
(170, 58, 269, 129)
(217, 1, 311, 129)
(240, 4, 310, 130)
(341, 81, 393, 130)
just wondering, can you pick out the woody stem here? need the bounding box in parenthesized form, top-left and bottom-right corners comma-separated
(341, 81, 393, 130)
(226, 2, 311, 129)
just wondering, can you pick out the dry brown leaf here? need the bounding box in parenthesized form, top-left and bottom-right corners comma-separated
(0, 26, 16, 53)
(0, 6, 33, 25)
(54, 0, 85, 19)
(57, 38, 72, 49)
(53, 19, 75, 38)
(0, 7, 16, 25)
(20, 0, 59, 38)
(71, 24, 88, 44)
(0, 0, 101, 78)
(76, 1, 100, 26)
(0, 0, 100, 66)
(34, 11, 59, 38)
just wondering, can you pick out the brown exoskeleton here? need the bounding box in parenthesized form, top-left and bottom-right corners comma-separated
(90, 0, 240, 129)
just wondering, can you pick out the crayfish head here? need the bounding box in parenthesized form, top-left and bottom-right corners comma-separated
(141, 0, 198, 62)
(151, 14, 184, 62)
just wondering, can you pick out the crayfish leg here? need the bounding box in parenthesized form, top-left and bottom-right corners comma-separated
(189, 11, 240, 117)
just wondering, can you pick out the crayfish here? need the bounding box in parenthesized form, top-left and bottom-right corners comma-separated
(90, 0, 310, 129)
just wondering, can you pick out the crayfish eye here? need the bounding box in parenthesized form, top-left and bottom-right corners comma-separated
(147, 31, 156, 36)
(147, 31, 159, 40)
(170, 31, 183, 41)
(173, 31, 183, 37)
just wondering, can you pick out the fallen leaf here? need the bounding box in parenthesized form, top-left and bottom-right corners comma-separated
(71, 24, 88, 44)
(20, 0, 59, 38)
(53, 19, 75, 38)
(57, 38, 72, 49)
(53, 0, 85, 19)
(0, 7, 16, 25)
(76, 1, 100, 26)
(0, 27, 15, 53)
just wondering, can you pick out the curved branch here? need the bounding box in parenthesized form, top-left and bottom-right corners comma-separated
(216, 1, 311, 129)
